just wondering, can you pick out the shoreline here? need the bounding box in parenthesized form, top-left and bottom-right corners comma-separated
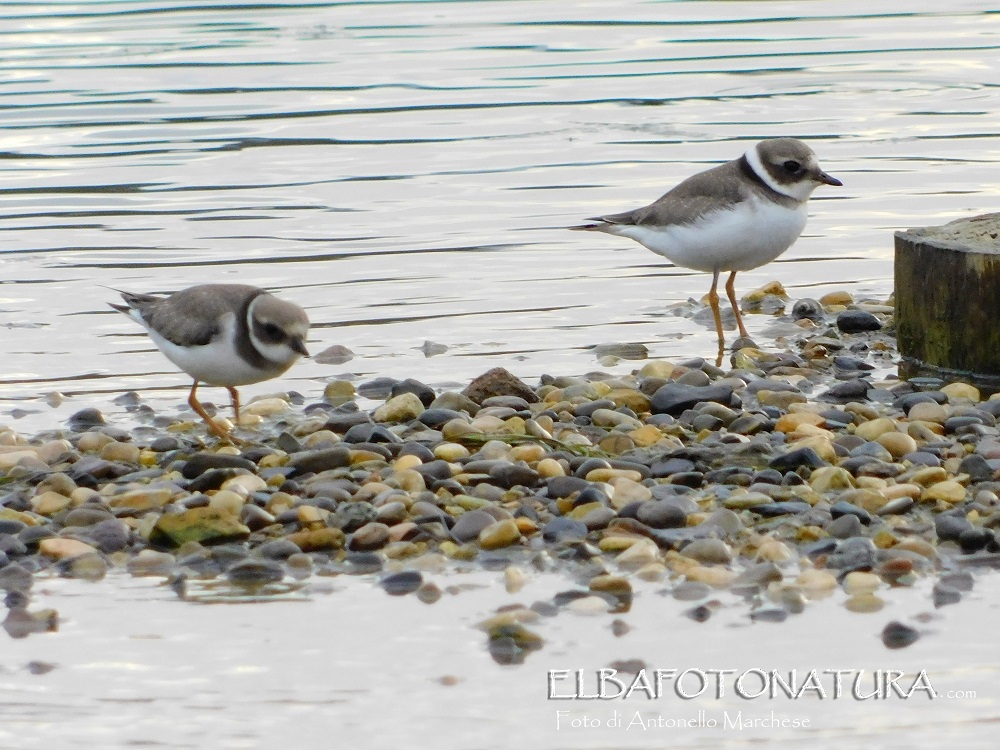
(2, 289, 998, 651)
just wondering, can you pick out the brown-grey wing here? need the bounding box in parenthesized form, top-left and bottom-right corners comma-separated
(131, 286, 253, 347)
(603, 160, 750, 228)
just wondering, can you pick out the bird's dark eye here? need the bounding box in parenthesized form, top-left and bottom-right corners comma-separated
(260, 322, 285, 341)
(782, 160, 801, 174)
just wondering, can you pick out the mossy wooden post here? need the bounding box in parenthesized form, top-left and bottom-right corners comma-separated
(895, 213, 1000, 380)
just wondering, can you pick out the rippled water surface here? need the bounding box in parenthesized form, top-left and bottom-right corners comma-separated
(2, 0, 1000, 746)
(2, 0, 999, 430)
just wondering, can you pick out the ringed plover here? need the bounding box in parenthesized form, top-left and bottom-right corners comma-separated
(571, 138, 841, 352)
(110, 284, 310, 441)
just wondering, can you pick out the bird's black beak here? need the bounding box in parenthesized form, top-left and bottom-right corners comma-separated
(817, 170, 842, 187)
(292, 338, 310, 357)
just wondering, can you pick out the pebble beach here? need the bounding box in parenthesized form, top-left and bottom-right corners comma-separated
(4, 285, 997, 661)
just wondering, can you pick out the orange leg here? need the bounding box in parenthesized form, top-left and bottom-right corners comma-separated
(708, 269, 725, 355)
(187, 381, 233, 442)
(227, 386, 241, 424)
(725, 271, 749, 339)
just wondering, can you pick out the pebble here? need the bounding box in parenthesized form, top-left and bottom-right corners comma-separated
(836, 310, 883, 333)
(478, 519, 522, 550)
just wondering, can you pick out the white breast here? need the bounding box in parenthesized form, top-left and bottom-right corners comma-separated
(609, 198, 808, 273)
(144, 313, 283, 386)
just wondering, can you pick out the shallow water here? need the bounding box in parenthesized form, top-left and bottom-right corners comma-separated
(2, 0, 1000, 746)
(3, 0, 999, 433)
(3, 569, 1000, 749)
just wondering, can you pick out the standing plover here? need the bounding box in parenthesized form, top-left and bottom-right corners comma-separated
(110, 284, 309, 441)
(571, 138, 841, 352)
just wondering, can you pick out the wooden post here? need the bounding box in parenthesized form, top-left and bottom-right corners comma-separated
(895, 213, 1000, 380)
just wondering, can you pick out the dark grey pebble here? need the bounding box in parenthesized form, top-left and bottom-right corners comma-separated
(20, 526, 56, 549)
(820, 378, 871, 402)
(834, 355, 875, 372)
(61, 507, 114, 527)
(240, 504, 276, 532)
(343, 552, 384, 574)
(821, 409, 855, 426)
(226, 559, 285, 585)
(791, 298, 824, 321)
(651, 457, 697, 477)
(390, 378, 436, 407)
(489, 463, 540, 490)
(380, 570, 423, 596)
(752, 501, 812, 517)
(850, 441, 894, 462)
(959, 454, 995, 483)
(893, 391, 947, 411)
(685, 604, 713, 622)
(25, 660, 57, 675)
(412, 460, 453, 483)
(531, 601, 560, 617)
(287, 447, 352, 475)
(85, 519, 131, 553)
(0, 519, 27, 536)
(728, 413, 772, 435)
(746, 379, 801, 394)
(343, 423, 401, 444)
(357, 377, 399, 400)
(418, 408, 467, 428)
(322, 411, 373, 433)
(70, 457, 132, 481)
(398, 443, 436, 463)
(0, 535, 28, 557)
(932, 582, 962, 608)
(650, 383, 736, 417)
(451, 510, 496, 543)
(546, 476, 590, 498)
(334, 502, 379, 532)
(769, 447, 827, 471)
(574, 457, 612, 478)
(254, 539, 302, 560)
(749, 607, 788, 623)
(903, 452, 941, 467)
(482, 395, 531, 411)
(636, 500, 687, 529)
(181, 452, 256, 480)
(825, 514, 863, 539)
(275, 432, 302, 454)
(958, 527, 994, 553)
(826, 537, 877, 571)
(837, 310, 883, 333)
(830, 501, 872, 524)
(581, 506, 616, 530)
(881, 621, 920, 649)
(753, 469, 783, 485)
(542, 517, 588, 543)
(573, 399, 617, 418)
(149, 436, 181, 452)
(648, 490, 700, 512)
(186, 468, 243, 494)
(935, 514, 973, 543)
(5, 589, 29, 609)
(667, 471, 704, 488)
(68, 408, 107, 431)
